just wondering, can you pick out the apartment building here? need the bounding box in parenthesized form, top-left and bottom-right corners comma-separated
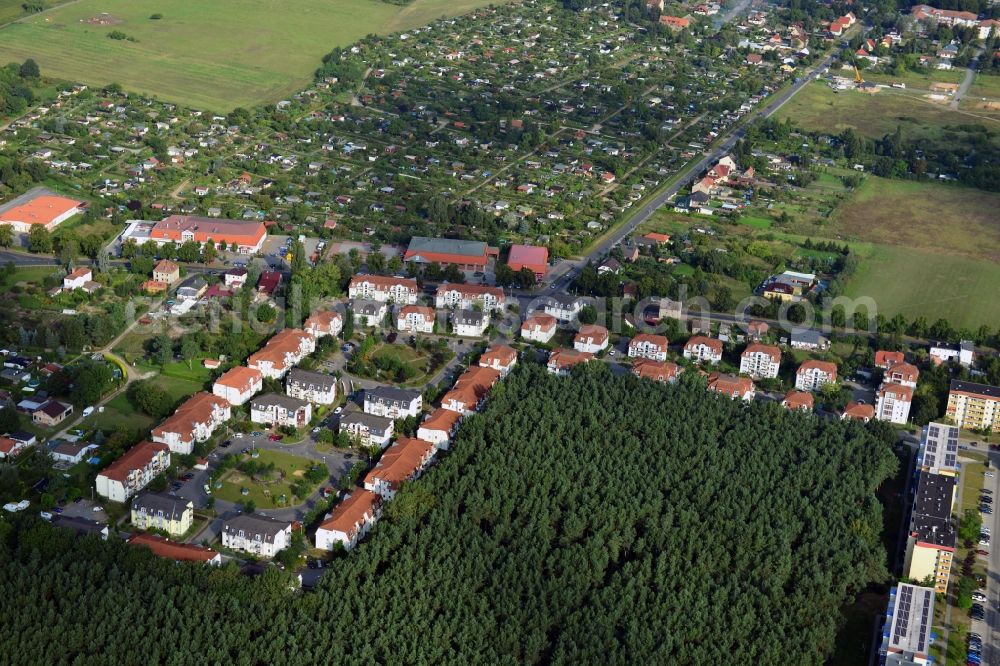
(739, 343, 781, 379)
(435, 283, 506, 313)
(903, 471, 956, 594)
(706, 372, 755, 401)
(478, 344, 517, 377)
(632, 359, 681, 383)
(795, 360, 837, 392)
(946, 380, 1000, 433)
(222, 514, 293, 558)
(547, 348, 593, 376)
(918, 422, 959, 476)
(574, 325, 609, 354)
(878, 583, 935, 666)
(286, 369, 336, 405)
(348, 275, 419, 304)
(453, 309, 488, 337)
(363, 437, 437, 500)
(151, 392, 231, 455)
(130, 492, 194, 537)
(351, 299, 388, 328)
(250, 393, 312, 428)
(417, 408, 463, 450)
(303, 310, 343, 339)
(521, 313, 557, 343)
(315, 490, 383, 551)
(441, 366, 501, 415)
(683, 336, 722, 364)
(247, 328, 316, 379)
(876, 383, 913, 425)
(212, 366, 263, 406)
(96, 441, 171, 502)
(339, 412, 394, 449)
(628, 334, 668, 362)
(396, 305, 436, 334)
(364, 386, 422, 419)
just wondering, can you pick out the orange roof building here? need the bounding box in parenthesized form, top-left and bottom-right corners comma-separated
(417, 408, 464, 449)
(315, 490, 382, 551)
(147, 215, 267, 254)
(506, 244, 549, 279)
(547, 348, 593, 375)
(212, 366, 264, 406)
(632, 359, 681, 382)
(364, 437, 436, 499)
(128, 533, 221, 564)
(441, 366, 502, 414)
(782, 390, 814, 412)
(247, 329, 316, 379)
(479, 343, 517, 375)
(96, 441, 171, 503)
(304, 310, 343, 338)
(659, 15, 690, 30)
(0, 192, 84, 233)
(875, 350, 906, 369)
(151, 392, 231, 455)
(842, 401, 876, 422)
(707, 372, 755, 401)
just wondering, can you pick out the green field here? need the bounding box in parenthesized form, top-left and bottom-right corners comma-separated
(87, 374, 204, 432)
(775, 80, 997, 139)
(843, 244, 1000, 329)
(215, 449, 323, 508)
(857, 67, 965, 90)
(0, 0, 509, 111)
(830, 177, 1000, 262)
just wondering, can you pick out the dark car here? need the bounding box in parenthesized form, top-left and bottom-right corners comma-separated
(182, 473, 194, 481)
(220, 440, 232, 448)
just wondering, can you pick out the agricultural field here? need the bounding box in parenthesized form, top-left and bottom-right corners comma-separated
(842, 244, 1000, 330)
(775, 80, 989, 139)
(0, 0, 511, 111)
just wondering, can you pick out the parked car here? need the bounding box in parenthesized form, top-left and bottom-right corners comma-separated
(268, 434, 283, 442)
(976, 549, 990, 556)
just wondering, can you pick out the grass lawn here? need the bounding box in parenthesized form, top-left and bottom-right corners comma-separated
(736, 215, 772, 229)
(857, 67, 965, 90)
(0, 0, 511, 111)
(843, 244, 1000, 330)
(1, 265, 61, 288)
(214, 448, 323, 508)
(830, 177, 1000, 263)
(774, 80, 990, 139)
(85, 373, 202, 433)
(135, 359, 213, 385)
(968, 73, 1000, 101)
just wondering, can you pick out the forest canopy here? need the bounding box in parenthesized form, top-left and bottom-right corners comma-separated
(0, 364, 897, 664)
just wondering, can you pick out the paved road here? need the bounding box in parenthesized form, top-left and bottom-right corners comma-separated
(952, 47, 984, 110)
(979, 450, 999, 666)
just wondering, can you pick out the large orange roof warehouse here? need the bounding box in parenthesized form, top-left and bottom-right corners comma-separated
(0, 196, 82, 225)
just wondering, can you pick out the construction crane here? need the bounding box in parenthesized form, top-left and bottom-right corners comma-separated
(853, 61, 864, 86)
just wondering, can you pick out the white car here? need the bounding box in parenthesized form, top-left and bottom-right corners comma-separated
(235, 432, 244, 439)
(987, 472, 996, 478)
(981, 539, 991, 546)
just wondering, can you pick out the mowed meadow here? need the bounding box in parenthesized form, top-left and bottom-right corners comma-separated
(0, 0, 508, 110)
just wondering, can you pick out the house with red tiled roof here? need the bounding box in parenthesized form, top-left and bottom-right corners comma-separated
(348, 275, 419, 304)
(628, 334, 669, 361)
(152, 260, 179, 284)
(152, 392, 231, 455)
(547, 348, 593, 376)
(479, 343, 517, 376)
(213, 366, 263, 406)
(96, 441, 171, 502)
(781, 390, 814, 412)
(739, 343, 781, 379)
(128, 533, 221, 565)
(435, 282, 506, 312)
(363, 437, 436, 500)
(632, 359, 681, 383)
(145, 215, 267, 254)
(795, 360, 837, 392)
(746, 320, 770, 341)
(507, 244, 549, 279)
(247, 329, 316, 379)
(574, 325, 609, 354)
(842, 401, 875, 422)
(683, 336, 723, 364)
(314, 490, 383, 551)
(707, 372, 755, 401)
(0, 435, 32, 459)
(63, 267, 93, 291)
(397, 305, 436, 334)
(441, 366, 502, 415)
(417, 408, 463, 449)
(659, 15, 690, 30)
(521, 313, 558, 343)
(304, 310, 343, 339)
(883, 362, 919, 388)
(874, 350, 906, 369)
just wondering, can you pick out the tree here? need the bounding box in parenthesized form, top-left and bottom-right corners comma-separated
(202, 240, 218, 264)
(127, 380, 174, 418)
(27, 226, 52, 254)
(0, 225, 13, 248)
(959, 509, 983, 543)
(152, 334, 173, 366)
(19, 59, 40, 79)
(179, 337, 201, 369)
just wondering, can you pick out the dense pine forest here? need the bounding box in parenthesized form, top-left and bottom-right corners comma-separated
(0, 364, 897, 665)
